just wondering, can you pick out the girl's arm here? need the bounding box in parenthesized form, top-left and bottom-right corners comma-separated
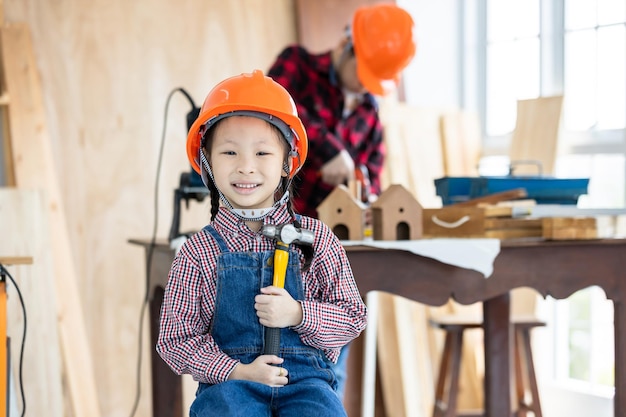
(156, 248, 238, 384)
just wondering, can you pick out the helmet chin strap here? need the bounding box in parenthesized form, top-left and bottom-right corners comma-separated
(200, 150, 290, 222)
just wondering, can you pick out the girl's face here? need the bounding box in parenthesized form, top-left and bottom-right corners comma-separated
(209, 116, 288, 211)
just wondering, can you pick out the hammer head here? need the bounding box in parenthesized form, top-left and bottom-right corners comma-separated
(262, 223, 314, 245)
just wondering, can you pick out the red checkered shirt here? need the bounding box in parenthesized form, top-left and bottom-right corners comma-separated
(268, 45, 385, 217)
(156, 205, 368, 384)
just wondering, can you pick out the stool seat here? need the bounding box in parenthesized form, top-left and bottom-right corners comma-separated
(430, 315, 545, 417)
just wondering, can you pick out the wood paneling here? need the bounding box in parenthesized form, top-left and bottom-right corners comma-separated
(3, 1, 296, 416)
(0, 188, 64, 417)
(295, 0, 383, 53)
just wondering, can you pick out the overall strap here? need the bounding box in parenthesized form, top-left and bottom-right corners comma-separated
(202, 224, 230, 253)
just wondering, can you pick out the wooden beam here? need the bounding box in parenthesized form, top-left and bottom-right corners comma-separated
(0, 23, 101, 417)
(510, 96, 564, 176)
(0, 256, 33, 265)
(0, 188, 64, 417)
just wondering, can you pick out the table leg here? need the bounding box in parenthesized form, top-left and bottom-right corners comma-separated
(614, 300, 625, 417)
(150, 286, 183, 417)
(483, 293, 512, 417)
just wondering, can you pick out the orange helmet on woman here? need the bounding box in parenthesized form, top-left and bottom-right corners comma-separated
(351, 4, 417, 95)
(186, 69, 308, 180)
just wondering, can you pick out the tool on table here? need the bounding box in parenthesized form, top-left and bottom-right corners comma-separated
(354, 164, 372, 203)
(168, 171, 209, 241)
(261, 223, 314, 356)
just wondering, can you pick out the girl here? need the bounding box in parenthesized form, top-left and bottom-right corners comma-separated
(156, 70, 368, 417)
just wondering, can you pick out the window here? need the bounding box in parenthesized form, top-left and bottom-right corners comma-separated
(463, 0, 625, 400)
(486, 0, 541, 136)
(564, 0, 626, 135)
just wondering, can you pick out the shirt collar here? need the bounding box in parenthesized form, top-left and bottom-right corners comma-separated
(213, 203, 294, 233)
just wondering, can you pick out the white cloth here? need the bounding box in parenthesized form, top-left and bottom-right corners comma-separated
(341, 238, 501, 278)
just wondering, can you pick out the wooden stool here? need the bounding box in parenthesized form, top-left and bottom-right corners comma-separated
(430, 316, 545, 417)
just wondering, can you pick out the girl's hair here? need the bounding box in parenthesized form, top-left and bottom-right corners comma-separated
(203, 117, 314, 270)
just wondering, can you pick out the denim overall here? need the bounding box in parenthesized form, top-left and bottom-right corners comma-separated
(190, 225, 346, 417)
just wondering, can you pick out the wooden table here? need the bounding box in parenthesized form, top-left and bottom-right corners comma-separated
(343, 238, 626, 417)
(131, 238, 626, 417)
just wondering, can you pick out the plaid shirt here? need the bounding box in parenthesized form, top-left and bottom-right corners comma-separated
(156, 205, 368, 384)
(268, 45, 384, 217)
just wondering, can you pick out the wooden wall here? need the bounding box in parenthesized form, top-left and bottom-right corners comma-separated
(3, 1, 296, 416)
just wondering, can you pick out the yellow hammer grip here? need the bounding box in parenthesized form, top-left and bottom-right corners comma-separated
(272, 242, 289, 288)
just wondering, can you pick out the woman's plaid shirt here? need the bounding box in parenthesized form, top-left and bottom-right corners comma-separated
(268, 45, 384, 217)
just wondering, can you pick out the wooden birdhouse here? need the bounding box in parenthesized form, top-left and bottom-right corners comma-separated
(317, 185, 367, 240)
(371, 184, 423, 240)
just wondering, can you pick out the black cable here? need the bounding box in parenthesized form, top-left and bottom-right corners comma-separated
(0, 264, 27, 417)
(128, 88, 198, 417)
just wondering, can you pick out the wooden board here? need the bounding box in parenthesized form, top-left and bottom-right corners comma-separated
(3, 2, 298, 415)
(452, 188, 528, 208)
(424, 206, 544, 238)
(542, 217, 598, 240)
(0, 188, 64, 417)
(379, 99, 447, 208)
(440, 110, 482, 177)
(423, 207, 486, 237)
(376, 291, 434, 417)
(510, 96, 564, 176)
(0, 24, 100, 417)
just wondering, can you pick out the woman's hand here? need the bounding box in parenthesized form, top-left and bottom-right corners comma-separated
(255, 286, 303, 328)
(228, 355, 289, 387)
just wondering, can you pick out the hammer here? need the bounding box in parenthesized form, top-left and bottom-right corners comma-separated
(261, 223, 314, 356)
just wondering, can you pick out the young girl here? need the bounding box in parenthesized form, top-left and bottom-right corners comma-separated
(156, 70, 368, 417)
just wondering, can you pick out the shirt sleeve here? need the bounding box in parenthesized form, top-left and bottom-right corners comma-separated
(156, 243, 239, 384)
(267, 46, 346, 165)
(291, 220, 368, 361)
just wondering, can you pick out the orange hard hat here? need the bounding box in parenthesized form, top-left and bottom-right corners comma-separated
(186, 69, 308, 179)
(352, 4, 417, 95)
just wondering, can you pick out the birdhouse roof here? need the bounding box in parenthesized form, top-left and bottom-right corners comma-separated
(317, 185, 366, 211)
(371, 184, 422, 209)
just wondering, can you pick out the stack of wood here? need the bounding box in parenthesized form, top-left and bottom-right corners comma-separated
(423, 188, 545, 239)
(423, 188, 618, 240)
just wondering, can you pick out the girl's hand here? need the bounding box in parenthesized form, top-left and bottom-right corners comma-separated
(255, 286, 303, 328)
(228, 355, 288, 387)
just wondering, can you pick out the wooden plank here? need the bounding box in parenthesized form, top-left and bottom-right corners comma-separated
(484, 217, 543, 230)
(451, 188, 528, 208)
(423, 207, 485, 238)
(542, 217, 598, 240)
(379, 99, 446, 208)
(0, 256, 32, 265)
(484, 228, 543, 239)
(0, 3, 13, 185)
(483, 205, 514, 218)
(510, 96, 564, 176)
(376, 292, 433, 417)
(0, 24, 101, 417)
(0, 188, 64, 417)
(1, 83, 15, 185)
(440, 110, 482, 177)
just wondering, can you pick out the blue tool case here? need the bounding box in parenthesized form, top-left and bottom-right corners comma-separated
(434, 176, 590, 206)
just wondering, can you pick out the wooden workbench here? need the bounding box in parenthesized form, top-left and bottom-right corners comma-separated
(130, 238, 626, 417)
(344, 238, 626, 417)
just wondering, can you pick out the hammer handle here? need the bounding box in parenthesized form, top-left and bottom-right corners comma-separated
(263, 242, 289, 356)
